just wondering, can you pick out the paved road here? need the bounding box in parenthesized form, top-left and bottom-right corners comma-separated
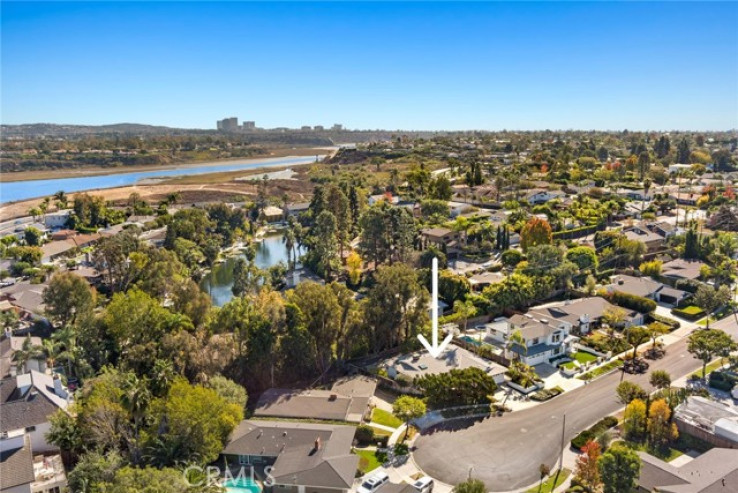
(413, 336, 711, 492)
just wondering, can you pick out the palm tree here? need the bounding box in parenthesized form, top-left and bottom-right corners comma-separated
(53, 191, 68, 209)
(13, 335, 46, 373)
(121, 374, 151, 464)
(453, 299, 476, 332)
(283, 228, 296, 270)
(506, 329, 527, 362)
(52, 326, 78, 377)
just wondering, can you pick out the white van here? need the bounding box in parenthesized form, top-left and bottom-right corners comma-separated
(412, 477, 434, 493)
(357, 472, 390, 493)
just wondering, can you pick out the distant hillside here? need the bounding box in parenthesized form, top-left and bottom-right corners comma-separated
(1, 123, 204, 137)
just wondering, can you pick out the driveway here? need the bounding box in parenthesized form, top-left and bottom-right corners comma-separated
(413, 337, 705, 492)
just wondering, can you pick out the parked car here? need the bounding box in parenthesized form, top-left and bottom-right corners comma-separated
(731, 385, 738, 400)
(357, 472, 390, 493)
(412, 476, 434, 493)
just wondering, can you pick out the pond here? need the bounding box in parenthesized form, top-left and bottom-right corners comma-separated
(200, 233, 305, 306)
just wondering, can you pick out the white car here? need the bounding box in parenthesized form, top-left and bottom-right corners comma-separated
(412, 476, 434, 493)
(357, 472, 390, 493)
(732, 385, 738, 400)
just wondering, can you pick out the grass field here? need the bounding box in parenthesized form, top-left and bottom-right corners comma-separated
(571, 351, 598, 364)
(577, 359, 624, 380)
(354, 449, 383, 474)
(372, 408, 403, 428)
(525, 468, 570, 493)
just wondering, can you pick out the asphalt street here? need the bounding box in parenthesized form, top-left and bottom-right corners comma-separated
(412, 329, 735, 492)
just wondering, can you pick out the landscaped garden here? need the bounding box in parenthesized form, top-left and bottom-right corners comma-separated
(671, 305, 705, 321)
(371, 408, 403, 428)
(354, 449, 384, 473)
(577, 359, 623, 380)
(526, 468, 571, 493)
(571, 351, 598, 365)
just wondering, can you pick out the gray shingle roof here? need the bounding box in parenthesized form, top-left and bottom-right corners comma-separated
(0, 371, 70, 433)
(0, 436, 34, 490)
(223, 420, 358, 490)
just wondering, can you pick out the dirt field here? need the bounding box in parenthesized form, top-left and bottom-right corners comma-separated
(0, 146, 334, 182)
(0, 166, 317, 222)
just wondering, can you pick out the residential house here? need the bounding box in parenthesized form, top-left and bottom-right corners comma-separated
(637, 447, 738, 492)
(420, 228, 466, 255)
(487, 297, 644, 365)
(668, 163, 693, 174)
(662, 258, 706, 282)
(490, 313, 576, 366)
(0, 371, 71, 454)
(673, 397, 738, 449)
(0, 334, 47, 379)
(253, 375, 376, 423)
(616, 188, 654, 201)
(448, 201, 475, 218)
(0, 283, 47, 318)
(382, 344, 507, 385)
(524, 189, 566, 205)
(647, 221, 683, 239)
(0, 435, 67, 493)
(286, 202, 310, 218)
(39, 241, 75, 264)
(606, 275, 690, 307)
(262, 206, 284, 223)
(623, 226, 664, 252)
(468, 271, 505, 291)
(368, 193, 399, 206)
(42, 211, 70, 230)
(222, 421, 358, 493)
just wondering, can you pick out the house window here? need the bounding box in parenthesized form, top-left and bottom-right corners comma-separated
(532, 338, 539, 345)
(239, 455, 249, 465)
(552, 333, 561, 343)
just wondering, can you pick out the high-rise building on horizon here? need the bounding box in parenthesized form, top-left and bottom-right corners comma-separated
(216, 117, 239, 131)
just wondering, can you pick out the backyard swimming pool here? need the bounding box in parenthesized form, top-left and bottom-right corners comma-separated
(223, 477, 262, 493)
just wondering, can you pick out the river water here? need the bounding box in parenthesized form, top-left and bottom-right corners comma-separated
(201, 233, 306, 306)
(0, 156, 320, 204)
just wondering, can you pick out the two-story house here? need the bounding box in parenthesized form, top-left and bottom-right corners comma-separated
(486, 297, 644, 366)
(1, 371, 71, 454)
(420, 227, 467, 255)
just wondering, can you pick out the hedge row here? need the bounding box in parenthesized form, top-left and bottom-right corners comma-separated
(605, 290, 657, 314)
(553, 222, 606, 240)
(530, 386, 563, 402)
(671, 306, 706, 321)
(709, 371, 738, 392)
(570, 416, 619, 450)
(647, 312, 681, 330)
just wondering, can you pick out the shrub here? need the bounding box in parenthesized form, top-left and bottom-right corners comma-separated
(354, 425, 375, 445)
(709, 371, 738, 392)
(648, 313, 681, 330)
(672, 305, 705, 321)
(570, 416, 618, 450)
(394, 443, 409, 456)
(531, 386, 564, 402)
(605, 290, 657, 313)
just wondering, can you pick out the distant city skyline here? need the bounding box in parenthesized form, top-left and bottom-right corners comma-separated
(2, 2, 737, 131)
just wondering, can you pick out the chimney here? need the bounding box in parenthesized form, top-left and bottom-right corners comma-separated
(53, 374, 67, 399)
(314, 437, 322, 451)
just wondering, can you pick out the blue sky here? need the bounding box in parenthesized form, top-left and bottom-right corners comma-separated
(2, 2, 737, 130)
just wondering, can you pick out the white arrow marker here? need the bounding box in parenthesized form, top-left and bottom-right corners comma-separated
(418, 256, 453, 358)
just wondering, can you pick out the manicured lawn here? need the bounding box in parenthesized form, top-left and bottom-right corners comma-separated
(525, 468, 570, 493)
(679, 305, 704, 315)
(577, 359, 624, 380)
(622, 441, 683, 462)
(371, 408, 403, 429)
(354, 449, 382, 473)
(561, 361, 577, 370)
(571, 351, 598, 364)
